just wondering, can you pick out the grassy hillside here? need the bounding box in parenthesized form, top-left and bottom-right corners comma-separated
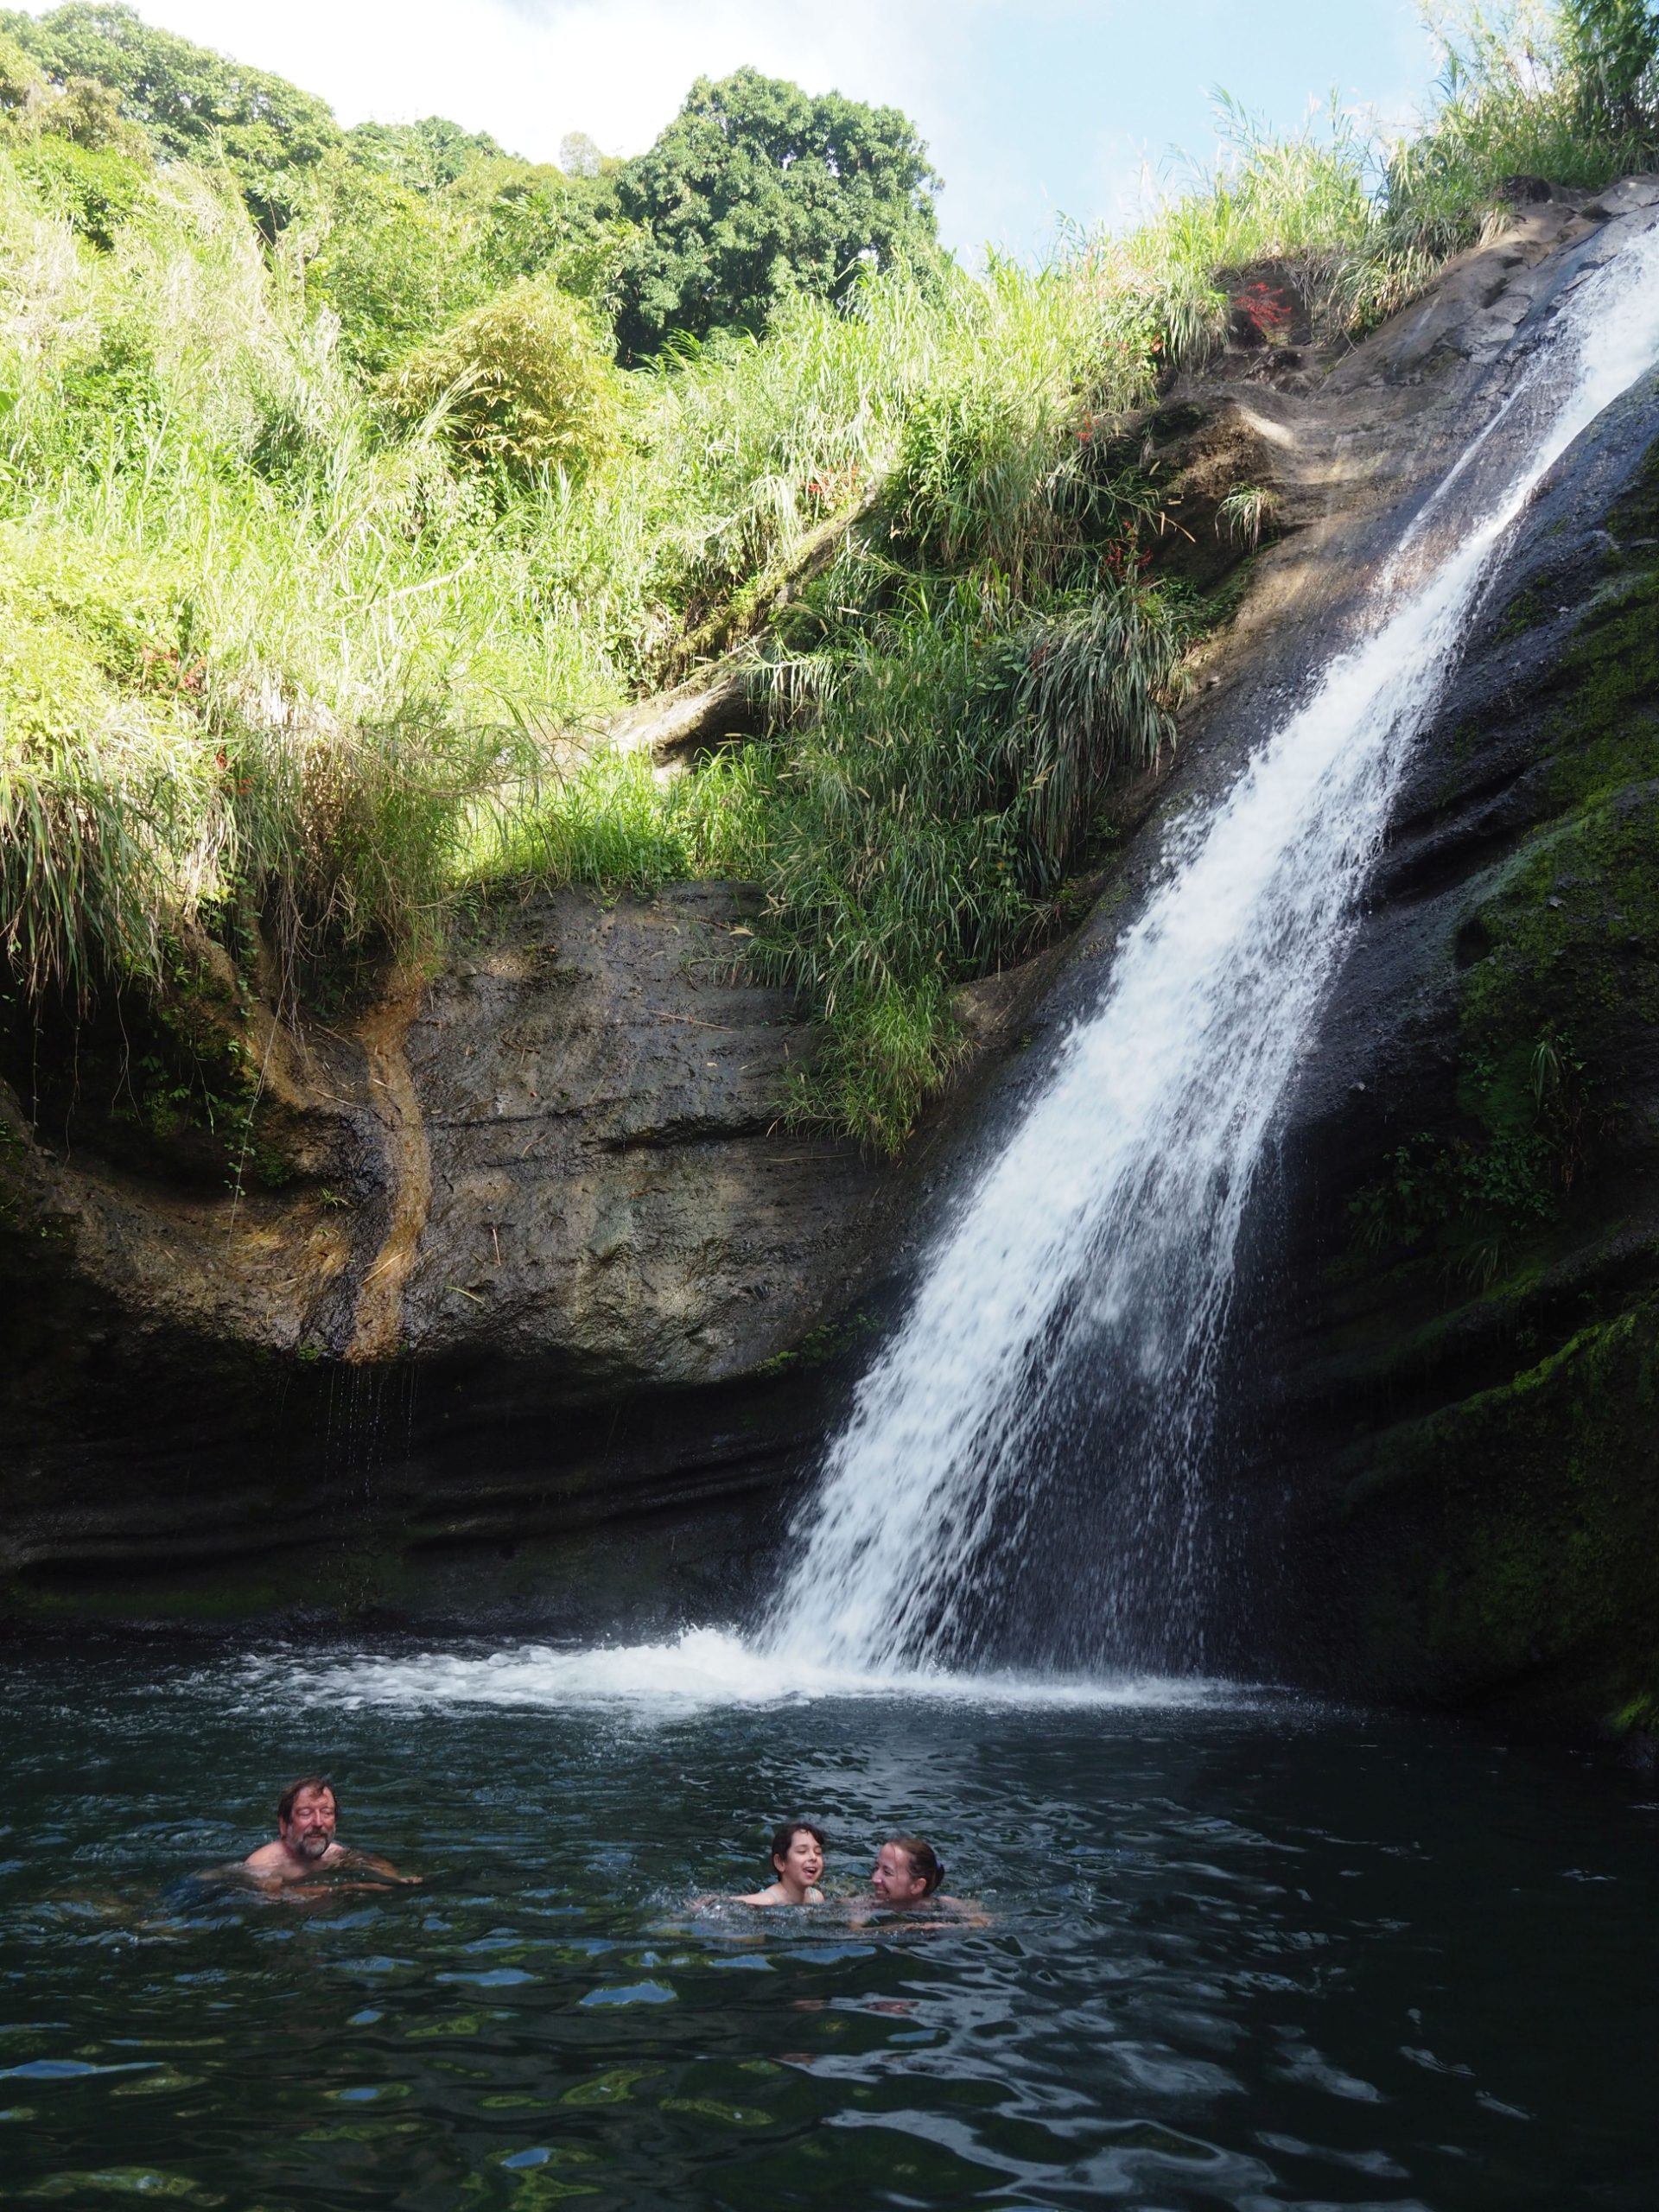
(2, 1, 1656, 1148)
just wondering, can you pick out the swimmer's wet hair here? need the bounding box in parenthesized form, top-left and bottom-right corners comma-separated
(887, 1834, 944, 1896)
(770, 1819, 826, 1872)
(276, 1776, 339, 1827)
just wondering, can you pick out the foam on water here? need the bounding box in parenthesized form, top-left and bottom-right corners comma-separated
(238, 1626, 1248, 1714)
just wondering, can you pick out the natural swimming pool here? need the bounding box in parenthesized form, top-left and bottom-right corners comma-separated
(1, 1635, 1652, 2210)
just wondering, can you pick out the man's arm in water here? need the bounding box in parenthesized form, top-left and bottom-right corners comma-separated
(340, 1847, 422, 1885)
(239, 1841, 419, 1887)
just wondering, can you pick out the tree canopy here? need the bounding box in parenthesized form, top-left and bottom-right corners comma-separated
(345, 115, 509, 193)
(0, 19, 942, 364)
(0, 2, 629, 351)
(613, 67, 940, 357)
(0, 1, 339, 220)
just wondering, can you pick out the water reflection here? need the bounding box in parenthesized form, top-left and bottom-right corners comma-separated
(0, 1644, 1653, 2209)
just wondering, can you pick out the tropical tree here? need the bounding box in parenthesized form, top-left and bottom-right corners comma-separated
(345, 115, 508, 193)
(443, 154, 625, 301)
(0, 1, 339, 222)
(613, 67, 939, 356)
(0, 27, 44, 115)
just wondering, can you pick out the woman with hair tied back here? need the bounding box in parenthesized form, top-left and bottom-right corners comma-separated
(734, 1820, 826, 1906)
(867, 1834, 984, 1923)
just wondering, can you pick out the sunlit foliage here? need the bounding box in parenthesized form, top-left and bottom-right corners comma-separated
(1, 1, 1652, 1144)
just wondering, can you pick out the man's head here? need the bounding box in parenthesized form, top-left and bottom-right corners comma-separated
(276, 1777, 339, 1861)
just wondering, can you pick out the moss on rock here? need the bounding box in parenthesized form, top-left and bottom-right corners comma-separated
(1347, 1294, 1659, 1731)
(1345, 456, 1659, 1294)
(1326, 442, 1659, 1726)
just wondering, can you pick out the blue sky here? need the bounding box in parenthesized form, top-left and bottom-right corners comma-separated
(29, 1, 1446, 256)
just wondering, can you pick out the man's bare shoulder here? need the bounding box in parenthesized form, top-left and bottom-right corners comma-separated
(244, 1840, 347, 1883)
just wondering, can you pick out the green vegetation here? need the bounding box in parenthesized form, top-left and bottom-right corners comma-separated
(1, 0, 1655, 1148)
(1217, 482, 1283, 548)
(1387, 0, 1659, 256)
(612, 67, 940, 359)
(740, 573, 1183, 1147)
(0, 1, 336, 226)
(378, 279, 619, 479)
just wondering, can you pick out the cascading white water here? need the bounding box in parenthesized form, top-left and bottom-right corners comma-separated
(768, 207, 1659, 1675)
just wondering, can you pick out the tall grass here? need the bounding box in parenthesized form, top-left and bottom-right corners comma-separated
(1094, 96, 1434, 354)
(1387, 2, 1659, 257)
(0, 157, 612, 998)
(734, 575, 1184, 1149)
(4, 8, 1644, 1138)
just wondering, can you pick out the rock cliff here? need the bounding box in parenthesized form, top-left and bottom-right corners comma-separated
(1236, 207, 1659, 1738)
(914, 175, 1659, 1732)
(0, 883, 892, 1625)
(5, 177, 1659, 1732)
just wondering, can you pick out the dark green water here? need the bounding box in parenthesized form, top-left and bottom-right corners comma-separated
(0, 1637, 1654, 2210)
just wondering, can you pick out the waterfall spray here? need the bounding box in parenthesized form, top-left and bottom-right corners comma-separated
(767, 208, 1659, 1676)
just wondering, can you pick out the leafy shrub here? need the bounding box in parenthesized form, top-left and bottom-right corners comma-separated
(10, 131, 144, 248)
(738, 575, 1184, 1149)
(378, 278, 618, 480)
(302, 157, 481, 374)
(27, 71, 148, 159)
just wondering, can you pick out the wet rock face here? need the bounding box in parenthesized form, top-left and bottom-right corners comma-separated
(1221, 210, 1659, 1732)
(963, 180, 1659, 1731)
(401, 886, 882, 1383)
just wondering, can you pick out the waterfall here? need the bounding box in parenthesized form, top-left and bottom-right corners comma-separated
(767, 209, 1659, 1676)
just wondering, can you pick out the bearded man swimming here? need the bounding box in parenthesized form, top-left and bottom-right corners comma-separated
(242, 1777, 418, 1890)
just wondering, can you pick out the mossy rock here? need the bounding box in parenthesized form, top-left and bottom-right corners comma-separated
(1344, 472, 1659, 1295)
(1326, 446, 1659, 1727)
(1347, 1294, 1659, 1732)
